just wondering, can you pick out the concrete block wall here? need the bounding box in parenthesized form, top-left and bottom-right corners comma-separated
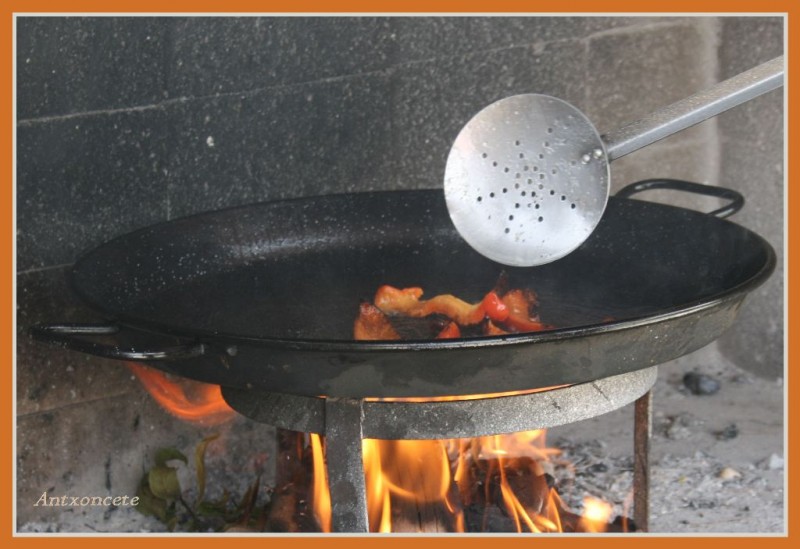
(15, 15, 783, 528)
(715, 17, 784, 379)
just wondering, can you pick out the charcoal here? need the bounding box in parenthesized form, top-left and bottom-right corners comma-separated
(609, 515, 638, 532)
(464, 503, 516, 532)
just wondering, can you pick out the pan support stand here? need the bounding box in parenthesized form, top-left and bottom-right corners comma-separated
(324, 398, 370, 532)
(221, 366, 658, 533)
(322, 391, 653, 533)
(633, 389, 652, 533)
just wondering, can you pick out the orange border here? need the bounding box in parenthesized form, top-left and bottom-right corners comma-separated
(0, 0, 797, 13)
(3, 1, 795, 549)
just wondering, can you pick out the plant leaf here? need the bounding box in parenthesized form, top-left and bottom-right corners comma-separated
(154, 447, 188, 468)
(235, 474, 261, 525)
(194, 433, 220, 504)
(148, 465, 183, 500)
(135, 474, 171, 522)
(195, 499, 229, 518)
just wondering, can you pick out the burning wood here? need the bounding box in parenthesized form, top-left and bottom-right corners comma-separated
(267, 430, 321, 533)
(307, 433, 630, 533)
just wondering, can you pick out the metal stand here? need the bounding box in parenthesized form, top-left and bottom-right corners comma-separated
(633, 389, 652, 532)
(223, 367, 658, 533)
(324, 398, 369, 532)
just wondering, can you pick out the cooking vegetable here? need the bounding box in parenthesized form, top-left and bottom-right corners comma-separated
(353, 302, 401, 341)
(355, 279, 551, 341)
(435, 321, 461, 339)
(373, 285, 508, 325)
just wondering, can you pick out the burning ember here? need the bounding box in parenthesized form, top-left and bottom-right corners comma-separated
(129, 363, 625, 533)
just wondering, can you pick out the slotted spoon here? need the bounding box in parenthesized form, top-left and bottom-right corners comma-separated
(444, 56, 784, 267)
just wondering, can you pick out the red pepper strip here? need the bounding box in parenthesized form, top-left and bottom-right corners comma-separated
(480, 291, 509, 323)
(435, 321, 461, 339)
(501, 289, 537, 316)
(353, 302, 402, 341)
(483, 320, 509, 336)
(373, 286, 424, 314)
(374, 285, 508, 326)
(501, 289, 549, 333)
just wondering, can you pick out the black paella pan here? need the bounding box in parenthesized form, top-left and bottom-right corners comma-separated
(32, 179, 775, 398)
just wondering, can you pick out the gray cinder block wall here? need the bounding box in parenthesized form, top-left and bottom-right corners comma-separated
(715, 18, 784, 379)
(15, 16, 784, 528)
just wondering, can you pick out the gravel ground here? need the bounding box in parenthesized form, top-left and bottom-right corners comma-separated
(550, 343, 785, 534)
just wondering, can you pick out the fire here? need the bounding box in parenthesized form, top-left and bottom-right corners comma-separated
(127, 363, 620, 533)
(363, 439, 463, 532)
(126, 363, 236, 427)
(311, 428, 619, 533)
(309, 434, 332, 533)
(580, 496, 614, 532)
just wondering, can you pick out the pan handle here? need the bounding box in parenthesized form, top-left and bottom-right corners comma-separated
(29, 323, 208, 361)
(615, 178, 744, 218)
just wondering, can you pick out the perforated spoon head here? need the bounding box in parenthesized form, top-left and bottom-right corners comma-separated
(444, 94, 610, 267)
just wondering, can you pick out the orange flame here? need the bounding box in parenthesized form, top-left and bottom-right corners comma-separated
(313, 429, 616, 533)
(362, 439, 465, 532)
(126, 363, 617, 533)
(126, 363, 236, 427)
(309, 433, 332, 533)
(579, 496, 614, 532)
(362, 440, 393, 532)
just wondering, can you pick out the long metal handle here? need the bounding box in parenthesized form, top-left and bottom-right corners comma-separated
(603, 56, 784, 161)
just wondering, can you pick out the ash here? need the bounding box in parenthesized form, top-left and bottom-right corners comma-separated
(549, 343, 784, 534)
(550, 439, 784, 534)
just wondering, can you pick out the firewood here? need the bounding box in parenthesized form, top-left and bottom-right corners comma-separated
(376, 441, 463, 533)
(265, 429, 308, 532)
(265, 486, 298, 532)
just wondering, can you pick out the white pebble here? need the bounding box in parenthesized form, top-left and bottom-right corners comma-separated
(768, 454, 784, 470)
(718, 467, 741, 480)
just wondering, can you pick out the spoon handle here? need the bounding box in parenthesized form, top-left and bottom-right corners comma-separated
(602, 55, 783, 162)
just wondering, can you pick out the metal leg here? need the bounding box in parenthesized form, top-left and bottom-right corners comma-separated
(633, 389, 652, 532)
(324, 397, 370, 533)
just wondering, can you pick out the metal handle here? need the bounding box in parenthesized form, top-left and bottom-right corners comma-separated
(603, 56, 784, 161)
(29, 323, 207, 361)
(615, 179, 744, 218)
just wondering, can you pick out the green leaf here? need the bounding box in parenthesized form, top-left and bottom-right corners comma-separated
(135, 474, 172, 522)
(195, 499, 229, 519)
(148, 465, 183, 500)
(237, 475, 261, 514)
(194, 433, 220, 504)
(154, 447, 188, 468)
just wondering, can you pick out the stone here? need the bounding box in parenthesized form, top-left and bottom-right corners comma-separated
(715, 424, 739, 441)
(683, 372, 721, 395)
(718, 467, 742, 480)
